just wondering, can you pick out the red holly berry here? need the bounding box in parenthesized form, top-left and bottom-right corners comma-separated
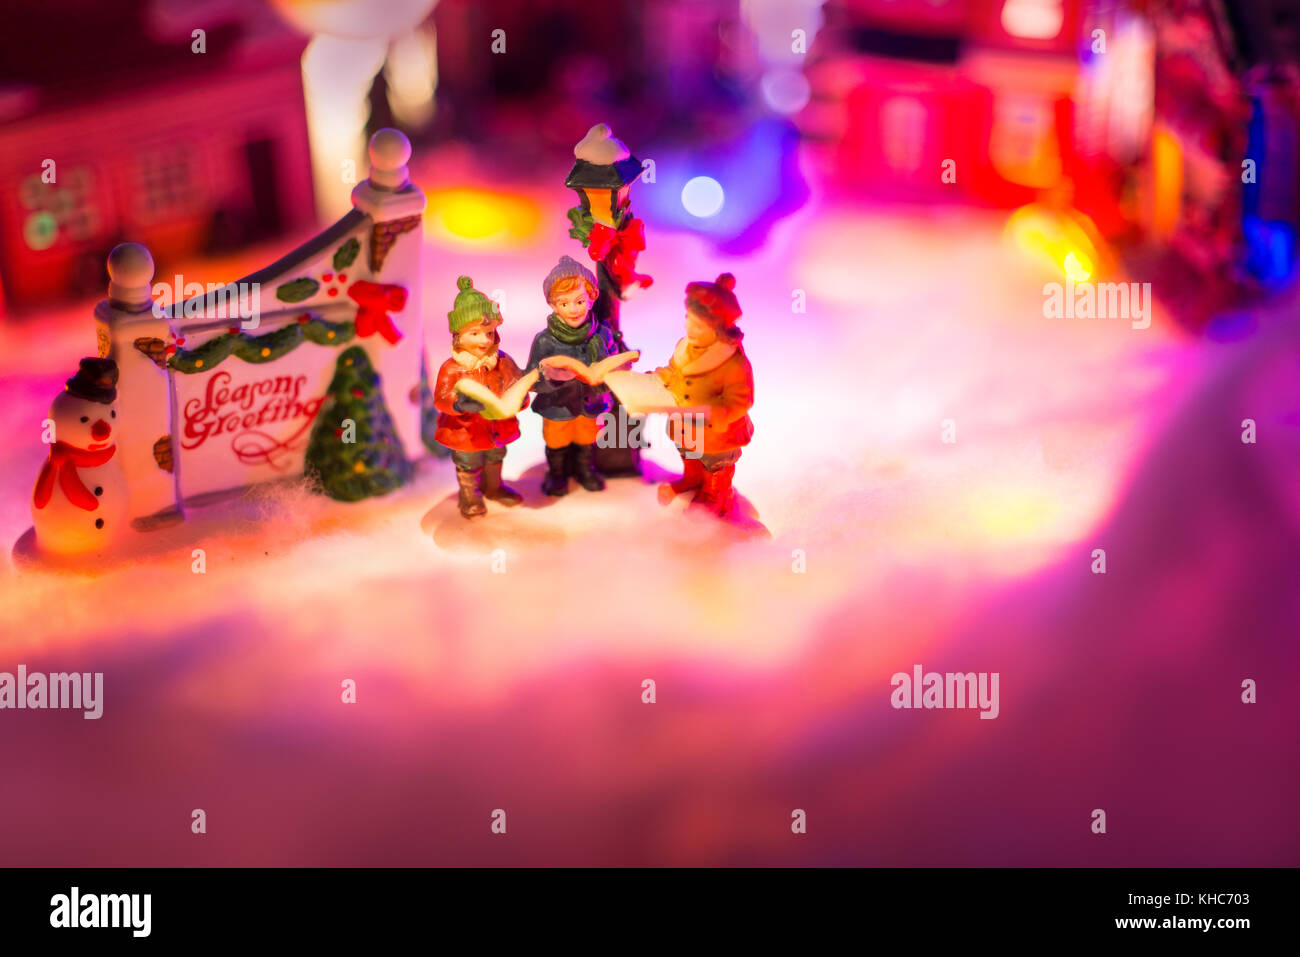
(175, 336, 186, 345)
(164, 345, 176, 355)
(323, 272, 333, 281)
(327, 288, 339, 297)
(334, 428, 344, 438)
(228, 327, 239, 335)
(350, 387, 364, 399)
(338, 273, 347, 282)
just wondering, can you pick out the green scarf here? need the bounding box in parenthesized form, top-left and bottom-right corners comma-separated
(546, 313, 603, 363)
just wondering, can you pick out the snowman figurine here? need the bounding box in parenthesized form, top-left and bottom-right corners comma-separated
(31, 358, 130, 556)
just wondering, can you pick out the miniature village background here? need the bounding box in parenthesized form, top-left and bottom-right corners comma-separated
(0, 0, 1298, 866)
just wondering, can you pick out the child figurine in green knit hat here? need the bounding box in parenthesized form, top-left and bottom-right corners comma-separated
(431, 276, 537, 518)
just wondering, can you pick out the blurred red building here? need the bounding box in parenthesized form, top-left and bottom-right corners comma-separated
(0, 1, 313, 314)
(806, 0, 1140, 225)
(804, 0, 1300, 308)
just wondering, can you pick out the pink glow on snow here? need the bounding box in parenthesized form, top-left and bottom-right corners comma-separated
(0, 155, 1295, 866)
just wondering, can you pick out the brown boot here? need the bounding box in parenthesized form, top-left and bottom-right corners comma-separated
(456, 467, 487, 518)
(658, 454, 705, 505)
(482, 459, 522, 506)
(689, 464, 735, 516)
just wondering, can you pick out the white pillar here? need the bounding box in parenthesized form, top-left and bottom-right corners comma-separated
(95, 243, 179, 524)
(350, 129, 428, 457)
(301, 33, 389, 222)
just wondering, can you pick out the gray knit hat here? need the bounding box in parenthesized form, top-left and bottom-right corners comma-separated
(542, 255, 598, 303)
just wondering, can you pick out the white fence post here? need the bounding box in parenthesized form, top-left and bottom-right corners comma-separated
(350, 128, 427, 456)
(95, 243, 179, 525)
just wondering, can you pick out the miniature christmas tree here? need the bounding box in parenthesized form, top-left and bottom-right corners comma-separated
(305, 346, 413, 501)
(417, 352, 451, 458)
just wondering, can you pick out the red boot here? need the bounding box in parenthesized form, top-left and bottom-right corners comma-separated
(689, 463, 735, 516)
(657, 454, 705, 505)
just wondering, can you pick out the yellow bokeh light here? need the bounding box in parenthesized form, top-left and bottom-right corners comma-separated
(970, 488, 1057, 540)
(426, 188, 543, 247)
(1062, 251, 1091, 282)
(1005, 204, 1106, 282)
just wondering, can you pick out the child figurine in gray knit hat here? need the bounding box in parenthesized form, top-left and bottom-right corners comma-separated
(526, 255, 625, 496)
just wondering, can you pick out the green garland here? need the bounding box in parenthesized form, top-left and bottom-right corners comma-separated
(566, 206, 594, 247)
(333, 237, 360, 271)
(168, 316, 356, 374)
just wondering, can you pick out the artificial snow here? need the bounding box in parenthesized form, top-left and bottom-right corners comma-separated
(0, 175, 1295, 865)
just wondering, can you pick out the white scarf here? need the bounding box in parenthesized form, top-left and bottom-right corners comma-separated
(452, 349, 498, 372)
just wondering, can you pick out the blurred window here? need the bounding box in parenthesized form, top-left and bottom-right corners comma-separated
(18, 165, 100, 247)
(135, 148, 201, 224)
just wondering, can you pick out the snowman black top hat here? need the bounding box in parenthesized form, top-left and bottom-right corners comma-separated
(65, 358, 118, 404)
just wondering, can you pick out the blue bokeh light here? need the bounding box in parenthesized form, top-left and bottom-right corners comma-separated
(681, 176, 726, 218)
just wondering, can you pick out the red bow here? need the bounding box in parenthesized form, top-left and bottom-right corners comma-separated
(348, 280, 407, 344)
(587, 219, 653, 294)
(33, 441, 116, 512)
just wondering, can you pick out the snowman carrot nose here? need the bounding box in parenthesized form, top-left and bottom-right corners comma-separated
(91, 420, 111, 440)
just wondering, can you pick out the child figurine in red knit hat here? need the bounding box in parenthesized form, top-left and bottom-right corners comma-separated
(654, 273, 754, 516)
(432, 276, 537, 518)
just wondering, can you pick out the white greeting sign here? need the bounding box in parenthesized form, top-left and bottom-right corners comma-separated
(93, 130, 427, 525)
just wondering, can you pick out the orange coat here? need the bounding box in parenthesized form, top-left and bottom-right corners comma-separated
(432, 351, 527, 451)
(658, 337, 754, 454)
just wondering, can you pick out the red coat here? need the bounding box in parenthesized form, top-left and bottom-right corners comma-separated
(432, 351, 527, 451)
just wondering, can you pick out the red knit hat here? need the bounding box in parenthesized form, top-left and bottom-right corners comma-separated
(685, 273, 741, 329)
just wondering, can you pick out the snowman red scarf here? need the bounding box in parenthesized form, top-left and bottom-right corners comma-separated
(33, 442, 116, 511)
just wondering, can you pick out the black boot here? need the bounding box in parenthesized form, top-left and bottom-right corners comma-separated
(541, 445, 570, 496)
(571, 442, 606, 492)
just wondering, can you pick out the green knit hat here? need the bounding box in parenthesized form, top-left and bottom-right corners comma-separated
(447, 275, 501, 333)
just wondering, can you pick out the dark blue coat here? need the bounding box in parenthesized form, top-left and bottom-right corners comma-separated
(526, 318, 618, 421)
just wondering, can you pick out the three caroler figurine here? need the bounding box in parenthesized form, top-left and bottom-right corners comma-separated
(29, 256, 752, 557)
(431, 255, 754, 520)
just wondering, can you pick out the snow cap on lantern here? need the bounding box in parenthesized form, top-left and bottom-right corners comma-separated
(574, 123, 631, 165)
(107, 242, 155, 311)
(565, 123, 645, 228)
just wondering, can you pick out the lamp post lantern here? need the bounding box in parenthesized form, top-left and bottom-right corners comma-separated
(563, 123, 653, 476)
